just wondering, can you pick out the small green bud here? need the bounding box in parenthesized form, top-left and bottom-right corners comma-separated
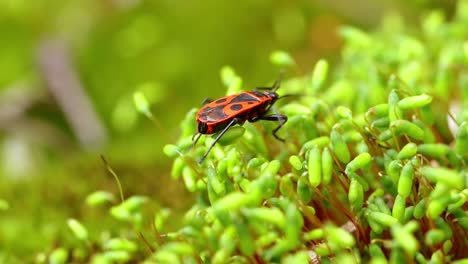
(397, 143, 418, 160)
(67, 219, 88, 241)
(104, 238, 138, 252)
(420, 167, 464, 189)
(398, 163, 414, 198)
(392, 194, 406, 222)
(321, 148, 333, 184)
(220, 65, 237, 87)
(270, 50, 295, 67)
(367, 211, 399, 227)
(397, 94, 433, 110)
(311, 59, 329, 91)
(348, 179, 364, 211)
(307, 147, 322, 187)
(133, 92, 151, 116)
(49, 248, 68, 264)
(330, 129, 351, 163)
(425, 229, 446, 246)
(345, 152, 371, 173)
(336, 106, 352, 119)
(0, 199, 9, 211)
(417, 143, 450, 158)
(182, 167, 197, 192)
(289, 155, 303, 170)
(163, 144, 181, 158)
(86, 191, 115, 206)
(391, 120, 424, 140)
(102, 251, 131, 263)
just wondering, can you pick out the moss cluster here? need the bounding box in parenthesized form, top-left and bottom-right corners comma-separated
(48, 1, 467, 263)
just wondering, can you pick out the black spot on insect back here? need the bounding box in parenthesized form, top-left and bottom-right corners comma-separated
(230, 104, 243, 111)
(215, 98, 227, 104)
(231, 93, 259, 103)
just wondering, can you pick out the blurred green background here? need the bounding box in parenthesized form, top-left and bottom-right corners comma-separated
(0, 0, 456, 260)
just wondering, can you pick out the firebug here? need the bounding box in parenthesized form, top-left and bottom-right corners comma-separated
(193, 73, 288, 163)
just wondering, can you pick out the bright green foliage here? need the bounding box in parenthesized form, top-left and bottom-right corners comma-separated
(48, 1, 468, 262)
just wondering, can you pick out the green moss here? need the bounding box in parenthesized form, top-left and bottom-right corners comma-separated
(44, 1, 468, 263)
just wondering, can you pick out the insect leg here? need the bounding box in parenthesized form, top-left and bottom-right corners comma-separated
(254, 70, 284, 91)
(201, 98, 213, 106)
(192, 132, 202, 147)
(258, 114, 288, 142)
(199, 117, 242, 164)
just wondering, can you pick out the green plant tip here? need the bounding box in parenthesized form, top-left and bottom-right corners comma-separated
(325, 224, 355, 248)
(366, 104, 389, 119)
(0, 199, 9, 211)
(321, 148, 333, 184)
(242, 207, 286, 228)
(86, 191, 115, 206)
(420, 167, 464, 189)
(397, 142, 418, 160)
(67, 218, 89, 241)
(161, 242, 194, 255)
(397, 94, 433, 111)
(104, 238, 138, 252)
(425, 229, 446, 246)
(302, 136, 330, 152)
(270, 50, 295, 67)
(368, 211, 399, 227)
(304, 228, 324, 241)
(288, 155, 303, 170)
(392, 225, 419, 255)
(133, 91, 150, 115)
(102, 250, 131, 263)
(213, 192, 252, 214)
(163, 144, 182, 157)
(330, 129, 351, 163)
(226, 76, 243, 95)
(392, 194, 406, 222)
(49, 248, 68, 264)
(398, 162, 414, 198)
(307, 147, 322, 187)
(297, 174, 313, 203)
(417, 143, 450, 158)
(345, 152, 371, 173)
(426, 200, 446, 218)
(311, 59, 329, 92)
(122, 196, 148, 212)
(336, 106, 352, 120)
(391, 120, 424, 140)
(182, 167, 197, 192)
(340, 26, 371, 45)
(220, 65, 237, 87)
(348, 178, 364, 211)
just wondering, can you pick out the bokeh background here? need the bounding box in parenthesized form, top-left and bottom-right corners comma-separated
(0, 0, 457, 259)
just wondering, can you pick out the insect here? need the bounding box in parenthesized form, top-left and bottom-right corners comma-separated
(192, 73, 288, 163)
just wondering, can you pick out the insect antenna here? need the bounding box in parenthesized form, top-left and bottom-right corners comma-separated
(254, 70, 285, 91)
(278, 93, 303, 100)
(192, 133, 202, 147)
(272, 70, 285, 92)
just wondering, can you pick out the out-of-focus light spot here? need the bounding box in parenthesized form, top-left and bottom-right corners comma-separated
(114, 15, 162, 58)
(112, 96, 138, 133)
(2, 136, 34, 179)
(113, 0, 141, 10)
(273, 6, 307, 48)
(308, 15, 342, 53)
(136, 82, 166, 105)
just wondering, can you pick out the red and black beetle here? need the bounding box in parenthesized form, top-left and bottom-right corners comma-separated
(193, 73, 287, 163)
